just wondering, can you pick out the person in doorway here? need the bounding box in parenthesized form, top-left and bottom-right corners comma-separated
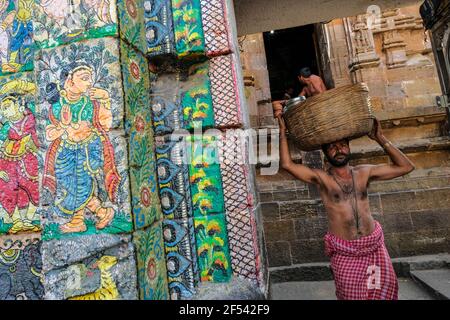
(298, 67, 327, 97)
(283, 87, 295, 100)
(272, 102, 415, 300)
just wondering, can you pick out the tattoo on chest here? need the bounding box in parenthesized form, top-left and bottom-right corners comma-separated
(329, 168, 364, 235)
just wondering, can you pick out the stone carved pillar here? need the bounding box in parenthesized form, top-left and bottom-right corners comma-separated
(344, 15, 380, 73)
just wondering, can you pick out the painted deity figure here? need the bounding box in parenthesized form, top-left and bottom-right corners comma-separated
(83, 0, 115, 24)
(43, 63, 120, 234)
(38, 0, 114, 26)
(0, 79, 39, 233)
(0, 0, 34, 73)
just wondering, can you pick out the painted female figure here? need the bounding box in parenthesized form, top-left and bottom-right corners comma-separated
(43, 63, 120, 234)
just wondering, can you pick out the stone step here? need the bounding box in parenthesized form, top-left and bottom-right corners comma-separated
(351, 136, 450, 159)
(369, 172, 450, 194)
(269, 278, 435, 300)
(410, 269, 450, 300)
(269, 254, 450, 283)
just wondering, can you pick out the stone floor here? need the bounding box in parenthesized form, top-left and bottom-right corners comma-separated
(270, 278, 434, 300)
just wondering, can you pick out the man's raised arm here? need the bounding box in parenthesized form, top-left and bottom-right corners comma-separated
(366, 118, 415, 181)
(273, 101, 321, 185)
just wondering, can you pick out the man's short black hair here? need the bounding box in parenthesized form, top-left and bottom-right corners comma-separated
(321, 138, 350, 154)
(299, 67, 312, 78)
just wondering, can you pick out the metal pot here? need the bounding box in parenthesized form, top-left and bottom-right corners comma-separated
(283, 96, 306, 113)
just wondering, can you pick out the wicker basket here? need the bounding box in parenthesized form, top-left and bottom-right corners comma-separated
(284, 83, 375, 151)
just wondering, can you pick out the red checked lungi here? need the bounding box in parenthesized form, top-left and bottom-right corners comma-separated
(324, 221, 398, 300)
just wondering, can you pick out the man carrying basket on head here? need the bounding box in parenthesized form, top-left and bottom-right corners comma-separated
(272, 101, 415, 300)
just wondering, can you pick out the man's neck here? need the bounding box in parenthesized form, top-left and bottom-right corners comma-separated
(330, 165, 351, 178)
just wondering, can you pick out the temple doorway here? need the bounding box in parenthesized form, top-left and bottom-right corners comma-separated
(262, 23, 334, 101)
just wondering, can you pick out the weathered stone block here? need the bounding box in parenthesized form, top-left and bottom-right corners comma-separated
(130, 164, 162, 231)
(266, 241, 291, 268)
(150, 55, 245, 135)
(219, 131, 254, 213)
(134, 221, 170, 300)
(293, 217, 328, 240)
(380, 188, 450, 214)
(385, 229, 450, 258)
(272, 190, 298, 202)
(144, 0, 175, 59)
(369, 194, 382, 215)
(225, 206, 259, 282)
(209, 54, 244, 128)
(0, 233, 44, 300)
(33, 0, 118, 49)
(194, 213, 232, 282)
(34, 0, 146, 51)
(261, 202, 279, 221)
(189, 276, 264, 300)
(0, 0, 33, 75)
(410, 210, 450, 232)
(150, 62, 214, 135)
(290, 239, 328, 264)
(162, 218, 198, 300)
(188, 135, 225, 217)
(0, 72, 40, 235)
(405, 95, 436, 108)
(155, 135, 193, 220)
(279, 200, 320, 220)
(43, 234, 137, 300)
(118, 0, 147, 54)
(144, 0, 235, 60)
(382, 212, 414, 234)
(259, 192, 273, 203)
(263, 220, 295, 242)
(120, 41, 154, 167)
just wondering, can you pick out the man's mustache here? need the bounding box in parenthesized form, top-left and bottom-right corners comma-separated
(334, 153, 347, 157)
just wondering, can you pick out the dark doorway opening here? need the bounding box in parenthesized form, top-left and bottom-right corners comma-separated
(263, 24, 320, 101)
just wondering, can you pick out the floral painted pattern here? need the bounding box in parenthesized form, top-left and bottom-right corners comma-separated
(182, 62, 214, 130)
(134, 221, 169, 300)
(118, 0, 147, 54)
(194, 214, 231, 282)
(172, 0, 205, 58)
(187, 135, 224, 217)
(121, 42, 161, 230)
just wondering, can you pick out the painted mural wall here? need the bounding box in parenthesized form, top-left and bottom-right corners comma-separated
(0, 0, 265, 300)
